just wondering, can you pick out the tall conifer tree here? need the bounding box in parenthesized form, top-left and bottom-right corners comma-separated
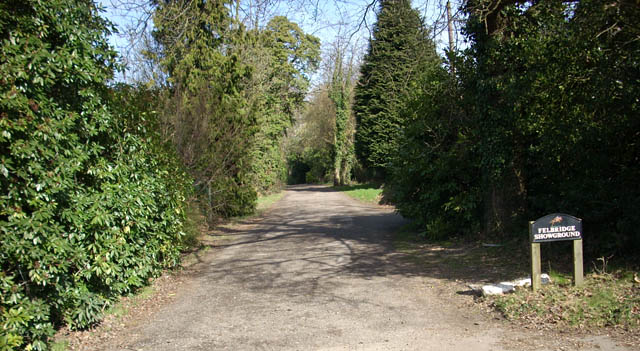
(353, 0, 438, 176)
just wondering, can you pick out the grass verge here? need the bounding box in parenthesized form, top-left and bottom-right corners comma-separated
(256, 191, 285, 212)
(333, 183, 383, 204)
(487, 271, 640, 332)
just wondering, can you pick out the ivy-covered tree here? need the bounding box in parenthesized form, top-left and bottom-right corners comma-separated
(285, 39, 357, 187)
(329, 46, 356, 186)
(353, 0, 439, 177)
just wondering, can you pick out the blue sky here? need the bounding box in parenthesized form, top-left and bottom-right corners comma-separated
(98, 0, 463, 82)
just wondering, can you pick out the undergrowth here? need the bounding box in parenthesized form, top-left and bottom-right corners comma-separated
(488, 271, 640, 332)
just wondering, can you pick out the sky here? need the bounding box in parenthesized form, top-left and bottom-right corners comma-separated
(98, 0, 465, 83)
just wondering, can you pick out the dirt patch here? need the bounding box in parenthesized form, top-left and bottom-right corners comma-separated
(54, 273, 188, 350)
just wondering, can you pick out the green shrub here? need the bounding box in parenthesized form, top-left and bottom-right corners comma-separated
(464, 0, 640, 254)
(388, 63, 481, 239)
(0, 1, 190, 349)
(207, 176, 257, 219)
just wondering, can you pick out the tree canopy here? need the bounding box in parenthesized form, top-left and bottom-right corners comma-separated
(353, 0, 439, 176)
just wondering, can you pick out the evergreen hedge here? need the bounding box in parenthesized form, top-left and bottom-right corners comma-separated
(0, 1, 190, 349)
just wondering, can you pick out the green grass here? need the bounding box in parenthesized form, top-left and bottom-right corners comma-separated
(256, 191, 285, 211)
(333, 183, 383, 204)
(50, 340, 69, 351)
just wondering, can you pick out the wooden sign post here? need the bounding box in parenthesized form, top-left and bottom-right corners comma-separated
(573, 239, 584, 286)
(529, 213, 583, 291)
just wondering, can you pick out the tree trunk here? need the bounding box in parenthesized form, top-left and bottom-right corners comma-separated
(484, 162, 527, 238)
(333, 152, 342, 186)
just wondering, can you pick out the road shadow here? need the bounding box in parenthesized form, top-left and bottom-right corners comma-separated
(184, 184, 533, 302)
(285, 184, 337, 192)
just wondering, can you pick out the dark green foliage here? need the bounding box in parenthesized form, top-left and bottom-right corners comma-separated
(0, 1, 190, 349)
(385, 0, 640, 257)
(246, 16, 320, 193)
(464, 0, 640, 252)
(353, 0, 439, 175)
(286, 148, 332, 185)
(286, 154, 312, 185)
(389, 62, 482, 239)
(152, 0, 257, 221)
(303, 148, 333, 184)
(260, 16, 320, 116)
(393, 0, 640, 256)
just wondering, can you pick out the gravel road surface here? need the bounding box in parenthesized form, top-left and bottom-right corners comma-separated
(101, 185, 630, 351)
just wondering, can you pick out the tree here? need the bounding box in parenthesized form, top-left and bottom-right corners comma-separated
(353, 0, 439, 177)
(145, 2, 320, 217)
(286, 87, 335, 185)
(152, 0, 257, 220)
(387, 55, 481, 239)
(462, 0, 640, 252)
(328, 44, 356, 186)
(241, 16, 320, 193)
